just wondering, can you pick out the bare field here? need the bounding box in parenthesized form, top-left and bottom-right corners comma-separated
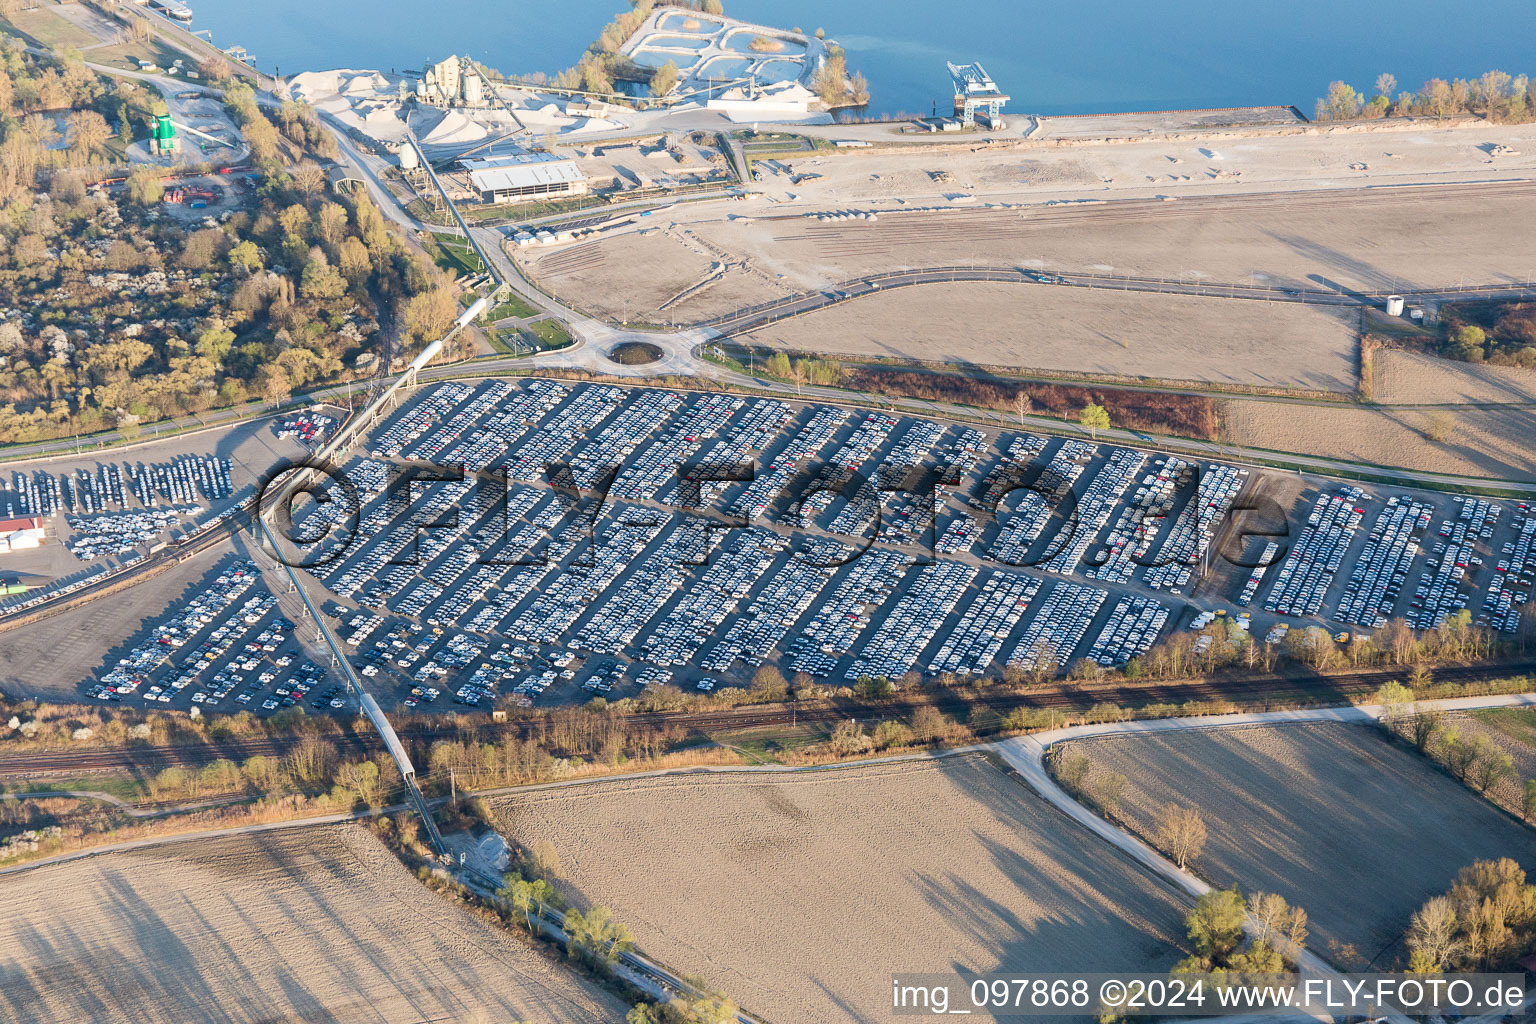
(491, 755, 1188, 1024)
(0, 824, 627, 1024)
(516, 229, 784, 323)
(1078, 723, 1536, 964)
(541, 180, 1536, 333)
(1372, 348, 1536, 405)
(772, 122, 1536, 210)
(1220, 398, 1536, 481)
(745, 281, 1359, 391)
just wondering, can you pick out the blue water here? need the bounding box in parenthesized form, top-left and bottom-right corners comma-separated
(188, 0, 1536, 117)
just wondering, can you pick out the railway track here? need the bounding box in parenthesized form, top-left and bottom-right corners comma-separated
(4, 660, 1528, 780)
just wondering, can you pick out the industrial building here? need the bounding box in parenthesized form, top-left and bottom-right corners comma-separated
(948, 61, 1009, 128)
(461, 153, 588, 204)
(0, 516, 45, 554)
(416, 56, 488, 108)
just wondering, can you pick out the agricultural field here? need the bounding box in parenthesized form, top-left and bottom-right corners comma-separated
(1219, 398, 1536, 481)
(1075, 722, 1536, 965)
(490, 755, 1189, 1024)
(744, 282, 1359, 392)
(1452, 707, 1536, 812)
(0, 824, 627, 1024)
(1370, 348, 1536, 405)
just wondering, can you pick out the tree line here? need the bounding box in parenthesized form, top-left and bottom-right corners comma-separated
(1316, 70, 1536, 122)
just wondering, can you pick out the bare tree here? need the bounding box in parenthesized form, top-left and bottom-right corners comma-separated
(293, 161, 326, 197)
(1156, 803, 1207, 871)
(1406, 895, 1461, 971)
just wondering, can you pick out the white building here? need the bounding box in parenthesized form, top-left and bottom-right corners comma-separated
(464, 153, 588, 204)
(0, 516, 45, 554)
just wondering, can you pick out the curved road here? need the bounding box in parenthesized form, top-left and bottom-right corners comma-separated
(993, 690, 1536, 1019)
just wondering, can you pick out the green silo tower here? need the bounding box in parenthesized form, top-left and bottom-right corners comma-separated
(151, 114, 177, 156)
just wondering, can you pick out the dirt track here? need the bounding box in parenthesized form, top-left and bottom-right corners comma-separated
(0, 824, 626, 1024)
(491, 754, 1189, 1024)
(1077, 722, 1536, 965)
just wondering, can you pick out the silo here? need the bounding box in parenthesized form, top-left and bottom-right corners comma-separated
(399, 145, 419, 171)
(1386, 294, 1405, 316)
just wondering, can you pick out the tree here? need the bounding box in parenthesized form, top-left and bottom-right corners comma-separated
(1408, 709, 1445, 753)
(293, 161, 326, 197)
(1090, 770, 1127, 820)
(1078, 403, 1110, 440)
(1053, 747, 1090, 794)
(910, 705, 948, 744)
(1465, 734, 1514, 794)
(701, 0, 723, 14)
(125, 167, 164, 206)
(335, 758, 382, 805)
(530, 838, 563, 881)
(580, 58, 613, 96)
(1372, 680, 1413, 730)
(316, 201, 349, 248)
(564, 905, 635, 965)
(1186, 888, 1247, 961)
(1156, 803, 1206, 870)
(749, 666, 787, 702)
(499, 875, 537, 930)
(650, 59, 680, 98)
(1406, 894, 1461, 971)
(300, 257, 347, 300)
(227, 239, 262, 273)
(1015, 390, 1032, 424)
(764, 351, 791, 379)
(1423, 410, 1458, 443)
(1317, 80, 1363, 120)
(1375, 73, 1398, 102)
(66, 110, 111, 163)
(258, 364, 292, 407)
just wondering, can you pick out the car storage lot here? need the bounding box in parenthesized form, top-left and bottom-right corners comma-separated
(0, 823, 627, 1024)
(55, 377, 1533, 714)
(0, 417, 303, 611)
(1074, 722, 1536, 964)
(489, 754, 1189, 1024)
(296, 376, 1263, 710)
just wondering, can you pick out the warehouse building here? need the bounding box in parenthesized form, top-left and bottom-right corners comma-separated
(463, 153, 588, 204)
(0, 516, 45, 554)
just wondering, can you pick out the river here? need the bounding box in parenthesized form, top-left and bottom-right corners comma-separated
(187, 0, 1536, 118)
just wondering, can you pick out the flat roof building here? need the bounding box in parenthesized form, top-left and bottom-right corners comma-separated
(467, 153, 588, 204)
